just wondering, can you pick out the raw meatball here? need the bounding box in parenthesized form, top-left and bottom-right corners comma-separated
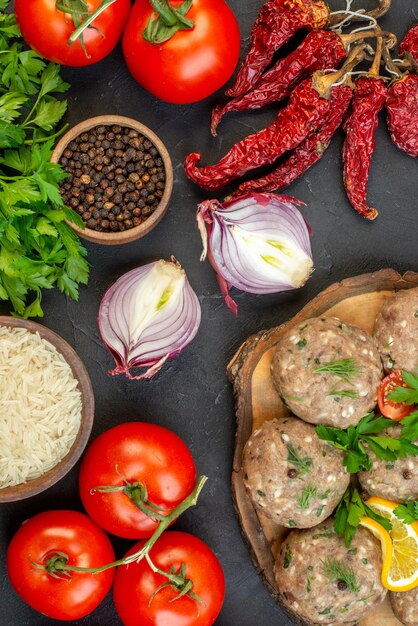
(359, 426, 418, 503)
(391, 587, 418, 626)
(271, 316, 382, 428)
(374, 287, 418, 374)
(275, 519, 387, 625)
(242, 417, 349, 528)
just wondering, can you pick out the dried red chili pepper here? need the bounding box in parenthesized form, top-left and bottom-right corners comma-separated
(400, 23, 418, 71)
(226, 0, 330, 99)
(212, 30, 345, 136)
(227, 0, 391, 99)
(342, 37, 387, 220)
(231, 86, 353, 197)
(185, 46, 366, 191)
(211, 29, 378, 137)
(384, 44, 418, 158)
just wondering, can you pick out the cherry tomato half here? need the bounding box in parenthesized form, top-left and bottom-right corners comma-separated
(113, 531, 225, 626)
(79, 422, 197, 539)
(7, 510, 115, 621)
(15, 0, 131, 66)
(122, 0, 241, 104)
(377, 370, 414, 420)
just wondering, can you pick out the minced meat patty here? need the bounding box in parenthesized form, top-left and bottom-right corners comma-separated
(271, 316, 382, 428)
(275, 518, 386, 625)
(374, 287, 418, 374)
(242, 417, 349, 528)
(390, 587, 418, 626)
(359, 426, 418, 503)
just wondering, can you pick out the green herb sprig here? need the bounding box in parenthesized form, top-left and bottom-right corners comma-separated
(296, 485, 318, 509)
(400, 411, 418, 442)
(314, 358, 361, 383)
(316, 413, 418, 473)
(394, 501, 418, 525)
(389, 371, 418, 406)
(320, 557, 360, 593)
(287, 443, 313, 477)
(0, 7, 89, 317)
(334, 486, 392, 547)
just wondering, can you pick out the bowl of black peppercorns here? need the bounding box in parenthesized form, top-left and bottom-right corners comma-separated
(51, 115, 173, 245)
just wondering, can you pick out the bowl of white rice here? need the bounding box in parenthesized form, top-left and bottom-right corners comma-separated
(0, 317, 94, 502)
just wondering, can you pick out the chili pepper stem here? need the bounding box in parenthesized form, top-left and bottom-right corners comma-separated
(68, 0, 118, 45)
(369, 36, 383, 76)
(32, 475, 208, 577)
(339, 29, 379, 50)
(312, 44, 366, 98)
(382, 42, 405, 80)
(329, 0, 391, 26)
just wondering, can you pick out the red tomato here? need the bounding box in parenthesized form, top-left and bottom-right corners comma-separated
(14, 0, 131, 66)
(79, 422, 196, 539)
(7, 510, 115, 621)
(378, 370, 414, 420)
(122, 0, 241, 104)
(113, 531, 225, 626)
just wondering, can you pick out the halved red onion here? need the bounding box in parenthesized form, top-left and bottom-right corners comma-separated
(98, 258, 201, 380)
(197, 193, 313, 315)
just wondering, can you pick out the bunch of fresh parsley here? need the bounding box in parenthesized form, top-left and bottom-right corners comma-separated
(316, 412, 418, 473)
(0, 3, 88, 318)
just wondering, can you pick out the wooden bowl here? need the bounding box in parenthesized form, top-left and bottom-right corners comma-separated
(0, 317, 94, 503)
(51, 115, 174, 246)
(228, 269, 418, 626)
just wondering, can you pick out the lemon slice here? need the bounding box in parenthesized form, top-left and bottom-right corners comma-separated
(364, 497, 418, 592)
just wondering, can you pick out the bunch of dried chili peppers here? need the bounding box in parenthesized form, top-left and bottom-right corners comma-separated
(185, 0, 417, 221)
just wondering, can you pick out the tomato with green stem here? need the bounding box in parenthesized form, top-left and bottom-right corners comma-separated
(113, 530, 225, 626)
(7, 510, 115, 621)
(14, 0, 131, 67)
(378, 370, 415, 420)
(78, 422, 197, 539)
(122, 0, 241, 104)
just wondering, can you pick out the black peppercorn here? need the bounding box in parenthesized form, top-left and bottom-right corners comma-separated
(59, 124, 167, 233)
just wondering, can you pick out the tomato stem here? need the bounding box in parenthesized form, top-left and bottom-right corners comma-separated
(64, 0, 118, 47)
(92, 478, 169, 522)
(143, 0, 194, 46)
(33, 475, 208, 576)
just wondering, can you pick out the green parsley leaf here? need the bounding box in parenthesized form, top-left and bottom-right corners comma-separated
(388, 371, 418, 406)
(31, 97, 67, 131)
(316, 413, 418, 474)
(0, 8, 89, 317)
(394, 502, 418, 525)
(0, 120, 25, 148)
(400, 411, 418, 442)
(334, 486, 392, 547)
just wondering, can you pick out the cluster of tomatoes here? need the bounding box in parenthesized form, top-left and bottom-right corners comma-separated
(14, 0, 241, 104)
(7, 423, 225, 625)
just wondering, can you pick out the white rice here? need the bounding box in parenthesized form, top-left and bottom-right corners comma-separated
(0, 327, 82, 488)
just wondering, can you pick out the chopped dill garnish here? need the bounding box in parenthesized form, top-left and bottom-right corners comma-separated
(320, 558, 361, 594)
(283, 545, 292, 569)
(287, 443, 313, 477)
(328, 389, 359, 399)
(314, 358, 361, 383)
(297, 485, 318, 510)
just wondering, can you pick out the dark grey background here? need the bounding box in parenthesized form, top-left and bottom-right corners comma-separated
(1, 1, 417, 624)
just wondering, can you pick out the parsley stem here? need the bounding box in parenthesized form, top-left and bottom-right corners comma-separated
(25, 124, 70, 145)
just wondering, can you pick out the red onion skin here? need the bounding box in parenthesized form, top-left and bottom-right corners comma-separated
(197, 193, 311, 315)
(98, 259, 201, 380)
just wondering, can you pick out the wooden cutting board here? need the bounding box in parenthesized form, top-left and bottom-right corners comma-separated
(228, 269, 418, 626)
